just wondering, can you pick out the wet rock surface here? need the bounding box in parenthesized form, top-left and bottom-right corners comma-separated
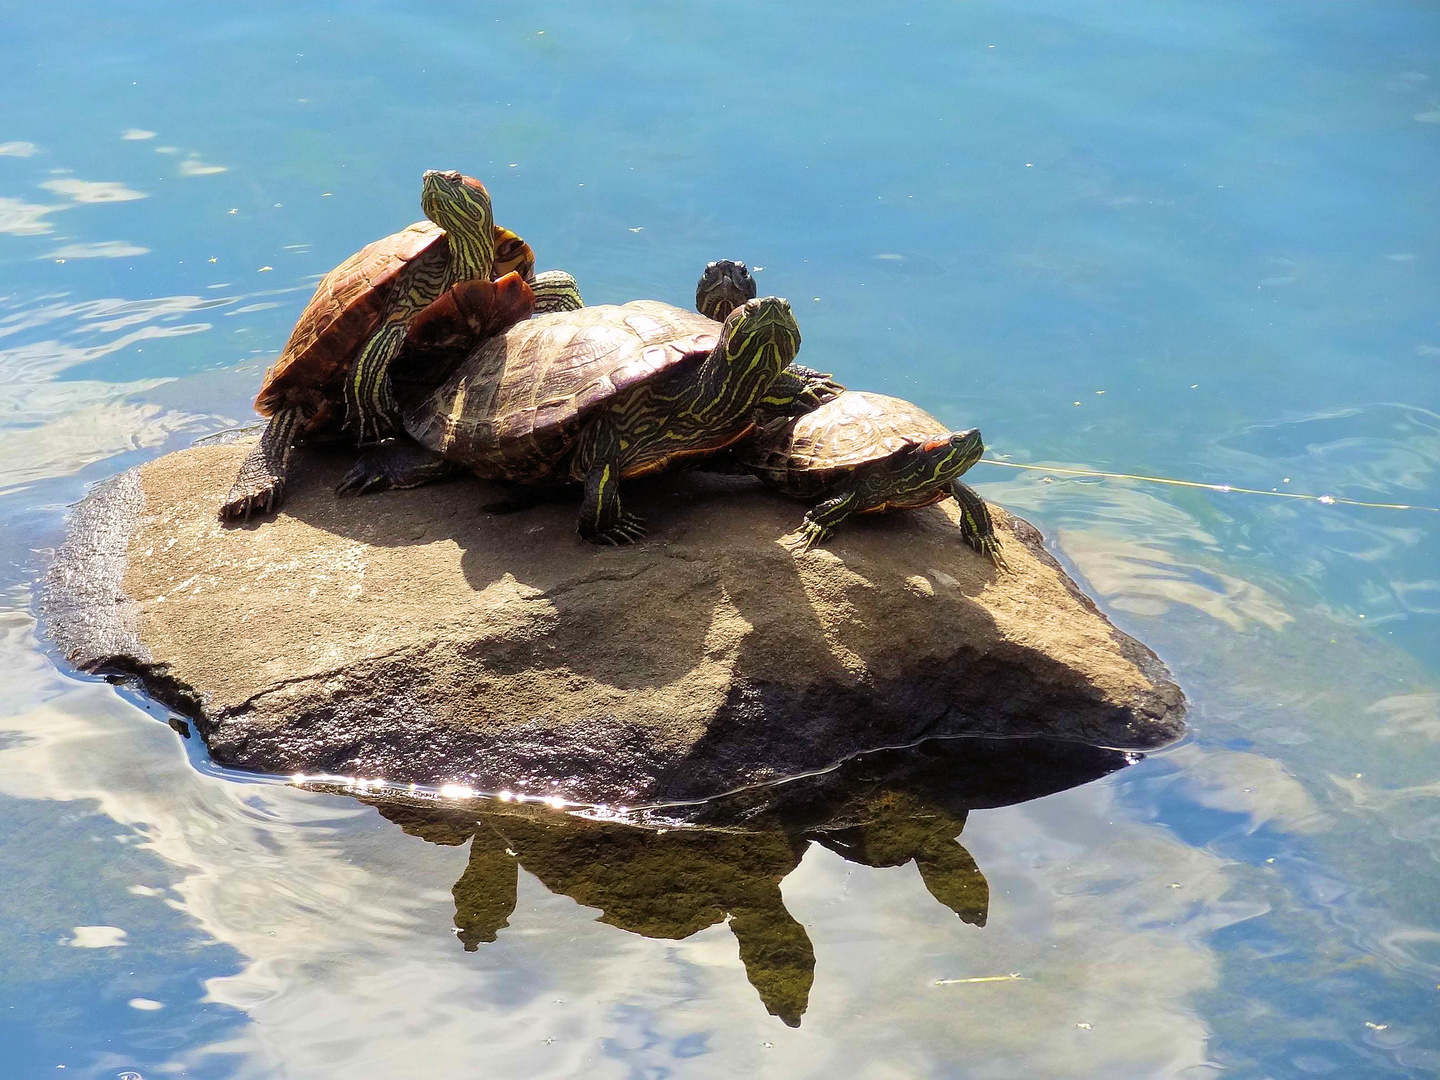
(44, 439, 1185, 804)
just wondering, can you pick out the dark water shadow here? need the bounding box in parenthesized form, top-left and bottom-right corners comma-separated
(364, 736, 1130, 1028)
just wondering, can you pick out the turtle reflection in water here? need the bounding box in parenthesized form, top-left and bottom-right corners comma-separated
(367, 739, 1129, 1028)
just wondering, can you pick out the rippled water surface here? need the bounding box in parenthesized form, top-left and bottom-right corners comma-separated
(3, 3, 1439, 1077)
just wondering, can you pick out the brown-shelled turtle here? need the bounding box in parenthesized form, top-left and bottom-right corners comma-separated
(736, 390, 1005, 564)
(397, 259, 837, 419)
(218, 170, 582, 522)
(337, 264, 828, 544)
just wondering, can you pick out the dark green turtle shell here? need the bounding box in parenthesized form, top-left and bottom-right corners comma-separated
(736, 390, 953, 504)
(402, 300, 721, 484)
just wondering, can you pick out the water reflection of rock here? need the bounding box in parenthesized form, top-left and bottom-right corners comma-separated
(370, 737, 1130, 1028)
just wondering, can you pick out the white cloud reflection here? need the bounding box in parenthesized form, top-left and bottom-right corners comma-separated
(45, 241, 151, 260)
(68, 925, 128, 948)
(39, 178, 147, 203)
(0, 196, 63, 236)
(0, 394, 213, 495)
(179, 158, 227, 177)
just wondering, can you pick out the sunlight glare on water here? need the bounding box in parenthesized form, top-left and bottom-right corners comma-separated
(1, 3, 1438, 1077)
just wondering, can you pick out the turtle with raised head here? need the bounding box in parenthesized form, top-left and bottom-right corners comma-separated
(736, 390, 1004, 564)
(218, 170, 581, 521)
(337, 277, 818, 544)
(397, 258, 833, 418)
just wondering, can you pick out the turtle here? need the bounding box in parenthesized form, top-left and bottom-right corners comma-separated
(734, 390, 1005, 564)
(393, 258, 839, 423)
(218, 169, 582, 522)
(336, 279, 817, 544)
(696, 259, 845, 410)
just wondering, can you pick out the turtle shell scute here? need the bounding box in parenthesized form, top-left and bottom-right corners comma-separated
(405, 300, 721, 483)
(738, 391, 952, 497)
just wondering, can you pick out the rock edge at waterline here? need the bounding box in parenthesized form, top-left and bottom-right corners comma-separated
(44, 440, 1185, 804)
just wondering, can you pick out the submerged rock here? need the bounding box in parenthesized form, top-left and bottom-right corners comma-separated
(44, 439, 1184, 804)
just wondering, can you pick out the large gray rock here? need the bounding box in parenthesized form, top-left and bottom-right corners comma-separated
(44, 439, 1184, 805)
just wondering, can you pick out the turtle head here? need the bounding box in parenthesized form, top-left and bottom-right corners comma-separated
(696, 259, 757, 322)
(915, 428, 984, 482)
(718, 296, 801, 380)
(421, 170, 494, 244)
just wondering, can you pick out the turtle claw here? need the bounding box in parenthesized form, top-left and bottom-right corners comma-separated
(336, 459, 390, 498)
(219, 480, 282, 524)
(793, 382, 839, 412)
(969, 534, 1010, 572)
(782, 521, 829, 554)
(585, 512, 647, 546)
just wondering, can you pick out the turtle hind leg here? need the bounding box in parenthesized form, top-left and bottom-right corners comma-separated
(336, 441, 458, 497)
(950, 480, 1007, 570)
(219, 404, 306, 522)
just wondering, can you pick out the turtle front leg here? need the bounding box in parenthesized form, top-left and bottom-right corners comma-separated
(219, 404, 307, 522)
(759, 366, 844, 419)
(575, 418, 646, 545)
(785, 490, 859, 553)
(343, 322, 409, 446)
(336, 440, 459, 497)
(950, 480, 1007, 569)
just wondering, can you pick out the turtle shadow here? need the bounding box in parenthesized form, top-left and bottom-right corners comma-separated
(363, 736, 1130, 1029)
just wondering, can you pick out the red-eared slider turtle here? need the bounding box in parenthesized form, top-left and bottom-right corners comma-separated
(398, 258, 839, 421)
(737, 390, 1004, 564)
(218, 170, 578, 522)
(337, 281, 814, 544)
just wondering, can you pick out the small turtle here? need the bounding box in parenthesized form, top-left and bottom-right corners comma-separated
(736, 390, 1004, 563)
(218, 170, 580, 521)
(338, 278, 817, 544)
(696, 260, 845, 409)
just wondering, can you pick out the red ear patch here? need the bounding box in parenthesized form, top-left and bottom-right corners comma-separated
(459, 175, 489, 196)
(920, 437, 950, 453)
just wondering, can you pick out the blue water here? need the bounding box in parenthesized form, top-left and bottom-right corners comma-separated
(3, 2, 1439, 1076)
